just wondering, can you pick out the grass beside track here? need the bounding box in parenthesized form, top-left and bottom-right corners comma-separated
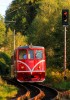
(45, 68, 70, 90)
(0, 76, 18, 100)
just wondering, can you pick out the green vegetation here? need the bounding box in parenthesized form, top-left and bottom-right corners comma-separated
(53, 81, 70, 90)
(4, 0, 70, 69)
(0, 77, 18, 100)
(45, 68, 70, 90)
(0, 52, 11, 75)
(0, 15, 6, 45)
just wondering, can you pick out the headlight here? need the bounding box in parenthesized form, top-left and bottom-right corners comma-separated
(21, 66, 24, 69)
(38, 66, 40, 69)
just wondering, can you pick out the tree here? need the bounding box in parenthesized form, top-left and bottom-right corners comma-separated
(15, 32, 27, 47)
(4, 28, 14, 56)
(0, 52, 10, 75)
(5, 0, 38, 34)
(0, 15, 6, 46)
(5, 0, 70, 68)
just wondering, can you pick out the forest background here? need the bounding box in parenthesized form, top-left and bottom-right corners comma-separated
(0, 0, 70, 75)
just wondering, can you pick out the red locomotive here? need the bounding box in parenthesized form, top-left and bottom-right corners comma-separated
(11, 45, 46, 82)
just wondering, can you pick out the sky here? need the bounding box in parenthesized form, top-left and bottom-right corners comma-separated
(0, 0, 13, 17)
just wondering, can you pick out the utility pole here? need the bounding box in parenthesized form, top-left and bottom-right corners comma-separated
(14, 29, 15, 50)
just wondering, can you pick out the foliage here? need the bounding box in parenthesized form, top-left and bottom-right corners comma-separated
(0, 76, 18, 100)
(4, 0, 70, 68)
(5, 0, 38, 34)
(45, 68, 70, 90)
(15, 32, 28, 47)
(0, 52, 11, 75)
(53, 81, 70, 90)
(4, 28, 27, 56)
(0, 15, 6, 45)
(4, 28, 14, 56)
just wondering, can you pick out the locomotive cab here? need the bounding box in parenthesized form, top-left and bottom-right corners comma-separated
(12, 45, 46, 82)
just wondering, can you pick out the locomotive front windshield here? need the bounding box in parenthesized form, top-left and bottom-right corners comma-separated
(19, 49, 43, 59)
(28, 50, 34, 59)
(35, 50, 43, 59)
(19, 50, 27, 59)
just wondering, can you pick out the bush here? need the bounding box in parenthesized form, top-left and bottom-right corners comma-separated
(45, 67, 70, 90)
(0, 76, 18, 99)
(0, 52, 11, 75)
(53, 80, 70, 90)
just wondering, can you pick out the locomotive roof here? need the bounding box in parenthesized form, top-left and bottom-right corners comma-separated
(16, 45, 44, 50)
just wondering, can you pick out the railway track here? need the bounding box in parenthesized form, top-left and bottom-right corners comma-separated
(2, 77, 58, 100)
(32, 83, 58, 100)
(22, 83, 45, 100)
